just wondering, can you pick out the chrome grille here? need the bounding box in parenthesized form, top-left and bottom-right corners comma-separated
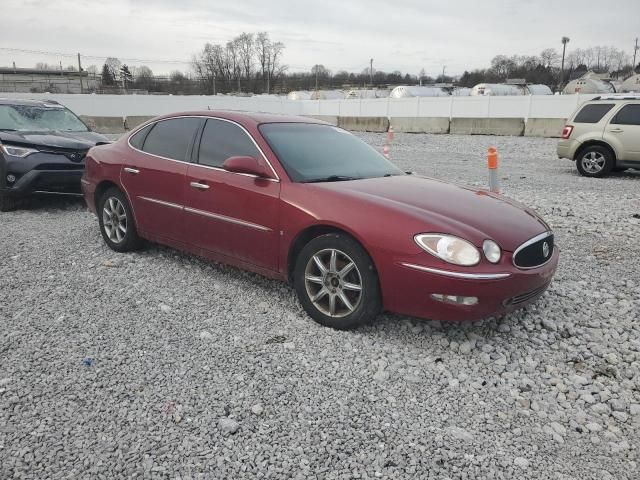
(513, 232, 554, 269)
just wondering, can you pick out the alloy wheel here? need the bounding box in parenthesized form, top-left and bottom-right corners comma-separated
(304, 248, 363, 318)
(581, 151, 605, 174)
(102, 197, 128, 244)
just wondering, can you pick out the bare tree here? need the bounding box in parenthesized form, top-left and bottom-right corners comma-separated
(540, 48, 560, 68)
(267, 41, 286, 93)
(226, 39, 242, 92)
(236, 33, 255, 87)
(255, 32, 270, 92)
(105, 57, 122, 81)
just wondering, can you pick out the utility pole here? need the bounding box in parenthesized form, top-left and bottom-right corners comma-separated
(634, 37, 639, 71)
(213, 74, 217, 96)
(442, 66, 446, 81)
(315, 67, 318, 91)
(369, 58, 373, 87)
(560, 36, 570, 89)
(77, 53, 83, 93)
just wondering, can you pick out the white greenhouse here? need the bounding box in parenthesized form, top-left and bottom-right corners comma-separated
(389, 86, 450, 98)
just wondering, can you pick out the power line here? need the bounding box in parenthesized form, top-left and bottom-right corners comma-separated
(0, 47, 192, 65)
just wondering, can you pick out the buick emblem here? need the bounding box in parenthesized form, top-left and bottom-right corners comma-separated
(542, 241, 550, 258)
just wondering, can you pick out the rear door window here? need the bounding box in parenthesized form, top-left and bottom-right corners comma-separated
(142, 117, 202, 161)
(610, 104, 640, 125)
(573, 104, 614, 123)
(197, 119, 260, 168)
(129, 123, 153, 149)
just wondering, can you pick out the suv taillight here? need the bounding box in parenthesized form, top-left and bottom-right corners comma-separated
(561, 125, 574, 139)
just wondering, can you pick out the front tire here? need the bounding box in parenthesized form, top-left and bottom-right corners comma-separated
(294, 233, 381, 329)
(576, 145, 614, 178)
(0, 194, 20, 212)
(97, 187, 142, 252)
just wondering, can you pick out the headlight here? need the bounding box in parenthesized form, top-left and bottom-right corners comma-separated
(415, 234, 480, 266)
(1, 144, 38, 158)
(482, 239, 502, 263)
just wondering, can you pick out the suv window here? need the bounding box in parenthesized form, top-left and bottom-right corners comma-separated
(142, 118, 201, 161)
(129, 123, 153, 149)
(611, 104, 640, 125)
(573, 104, 614, 123)
(198, 119, 260, 168)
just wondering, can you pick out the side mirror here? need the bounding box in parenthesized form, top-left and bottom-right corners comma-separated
(222, 156, 269, 178)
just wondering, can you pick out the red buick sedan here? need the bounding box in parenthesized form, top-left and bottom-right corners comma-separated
(82, 111, 558, 329)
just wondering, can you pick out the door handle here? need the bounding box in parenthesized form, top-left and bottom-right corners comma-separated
(190, 181, 210, 190)
(610, 128, 624, 133)
(124, 167, 140, 174)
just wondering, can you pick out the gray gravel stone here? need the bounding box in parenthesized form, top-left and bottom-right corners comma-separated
(218, 418, 240, 435)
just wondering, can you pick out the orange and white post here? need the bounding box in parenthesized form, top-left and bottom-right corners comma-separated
(487, 146, 500, 194)
(383, 124, 394, 159)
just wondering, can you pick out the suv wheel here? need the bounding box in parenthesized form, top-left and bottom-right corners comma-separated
(0, 194, 20, 212)
(576, 145, 614, 178)
(293, 233, 381, 330)
(98, 187, 143, 252)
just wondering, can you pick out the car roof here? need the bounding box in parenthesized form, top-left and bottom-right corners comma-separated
(152, 110, 332, 129)
(587, 94, 640, 103)
(0, 97, 63, 107)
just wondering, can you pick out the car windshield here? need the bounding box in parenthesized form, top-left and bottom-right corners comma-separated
(259, 123, 404, 182)
(0, 104, 88, 132)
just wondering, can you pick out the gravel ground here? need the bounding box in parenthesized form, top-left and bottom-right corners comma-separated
(1, 133, 639, 479)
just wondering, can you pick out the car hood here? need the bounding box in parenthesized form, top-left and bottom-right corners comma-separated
(311, 175, 550, 251)
(0, 130, 109, 150)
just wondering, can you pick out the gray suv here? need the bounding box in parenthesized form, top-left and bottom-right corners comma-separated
(557, 95, 640, 177)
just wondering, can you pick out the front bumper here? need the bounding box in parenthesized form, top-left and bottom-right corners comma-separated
(379, 248, 559, 322)
(1, 152, 84, 197)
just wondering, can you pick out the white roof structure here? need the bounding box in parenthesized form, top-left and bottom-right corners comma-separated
(345, 89, 389, 99)
(389, 86, 450, 98)
(287, 91, 312, 100)
(470, 83, 525, 96)
(309, 90, 345, 100)
(619, 74, 640, 93)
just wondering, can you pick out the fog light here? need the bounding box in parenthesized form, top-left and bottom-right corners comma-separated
(431, 294, 479, 306)
(6, 174, 16, 184)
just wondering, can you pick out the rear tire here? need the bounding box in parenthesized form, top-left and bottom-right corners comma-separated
(97, 187, 142, 252)
(576, 145, 614, 178)
(0, 194, 20, 212)
(293, 233, 381, 330)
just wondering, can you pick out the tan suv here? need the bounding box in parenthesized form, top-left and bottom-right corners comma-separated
(557, 95, 640, 177)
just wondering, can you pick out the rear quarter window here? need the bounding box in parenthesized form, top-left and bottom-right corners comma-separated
(610, 104, 640, 125)
(129, 123, 153, 149)
(573, 103, 615, 123)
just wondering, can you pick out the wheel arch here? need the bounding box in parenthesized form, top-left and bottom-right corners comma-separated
(286, 224, 378, 284)
(94, 180, 139, 228)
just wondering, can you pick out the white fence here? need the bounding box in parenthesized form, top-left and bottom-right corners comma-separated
(0, 92, 598, 119)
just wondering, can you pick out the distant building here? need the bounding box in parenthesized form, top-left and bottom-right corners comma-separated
(0, 67, 99, 94)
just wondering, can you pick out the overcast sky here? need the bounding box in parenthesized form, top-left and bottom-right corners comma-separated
(2, 0, 638, 76)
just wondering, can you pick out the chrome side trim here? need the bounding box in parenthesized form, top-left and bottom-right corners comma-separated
(33, 191, 84, 197)
(184, 206, 271, 232)
(126, 115, 281, 181)
(400, 263, 511, 280)
(80, 178, 91, 185)
(512, 230, 554, 270)
(138, 196, 183, 210)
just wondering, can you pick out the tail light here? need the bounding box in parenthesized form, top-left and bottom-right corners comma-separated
(561, 125, 574, 139)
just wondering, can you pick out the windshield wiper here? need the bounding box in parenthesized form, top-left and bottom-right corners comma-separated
(0, 128, 18, 131)
(305, 175, 360, 183)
